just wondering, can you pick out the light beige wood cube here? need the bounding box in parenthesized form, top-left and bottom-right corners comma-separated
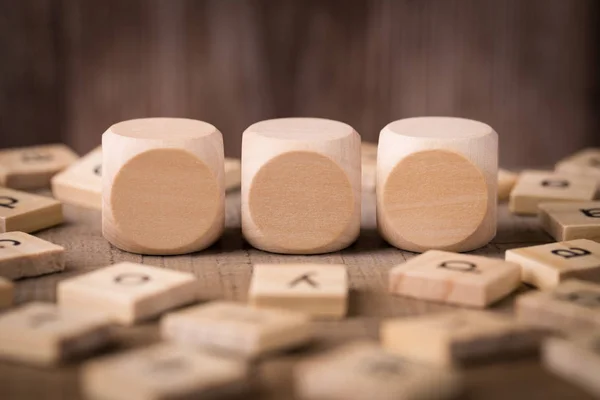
(381, 311, 549, 367)
(102, 118, 225, 255)
(509, 170, 597, 215)
(82, 343, 249, 400)
(161, 301, 312, 358)
(0, 188, 62, 233)
(539, 201, 600, 242)
(225, 157, 241, 191)
(241, 118, 361, 254)
(516, 279, 600, 333)
(0, 144, 78, 189)
(377, 117, 497, 253)
(543, 332, 600, 397)
(555, 148, 600, 183)
(361, 142, 377, 192)
(498, 169, 518, 201)
(51, 146, 102, 210)
(0, 302, 113, 366)
(0, 231, 65, 279)
(389, 250, 520, 308)
(249, 263, 347, 319)
(506, 239, 600, 290)
(295, 341, 462, 400)
(58, 262, 198, 325)
(0, 277, 13, 308)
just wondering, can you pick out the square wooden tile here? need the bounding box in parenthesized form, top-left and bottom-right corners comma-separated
(0, 231, 65, 279)
(0, 188, 63, 233)
(539, 201, 600, 242)
(388, 250, 521, 308)
(161, 301, 312, 358)
(295, 341, 462, 400)
(555, 148, 600, 183)
(249, 263, 347, 319)
(0, 277, 13, 309)
(498, 169, 518, 201)
(543, 332, 600, 397)
(381, 310, 549, 367)
(51, 146, 102, 210)
(509, 170, 597, 215)
(361, 142, 377, 192)
(516, 279, 600, 333)
(0, 144, 78, 189)
(0, 302, 114, 366)
(225, 157, 241, 191)
(83, 343, 249, 400)
(57, 262, 198, 325)
(506, 239, 600, 289)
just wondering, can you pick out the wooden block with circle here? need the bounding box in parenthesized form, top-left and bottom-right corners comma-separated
(556, 148, 600, 183)
(51, 146, 102, 210)
(543, 332, 600, 397)
(241, 118, 361, 254)
(295, 341, 462, 400)
(377, 117, 497, 253)
(0, 144, 78, 189)
(82, 343, 249, 400)
(516, 279, 600, 333)
(389, 250, 520, 308)
(0, 302, 114, 366)
(225, 157, 241, 191)
(161, 301, 312, 358)
(0, 277, 13, 309)
(0, 187, 62, 233)
(102, 118, 225, 255)
(539, 201, 600, 242)
(498, 169, 518, 201)
(506, 239, 600, 290)
(0, 231, 64, 279)
(381, 311, 550, 367)
(57, 262, 198, 325)
(509, 170, 597, 215)
(361, 142, 378, 192)
(249, 263, 347, 319)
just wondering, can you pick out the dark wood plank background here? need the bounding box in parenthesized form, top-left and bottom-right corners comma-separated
(1, 0, 599, 167)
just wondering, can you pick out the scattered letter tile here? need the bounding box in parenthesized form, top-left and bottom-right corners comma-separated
(539, 201, 600, 242)
(0, 231, 65, 279)
(51, 146, 102, 210)
(0, 188, 63, 233)
(555, 148, 600, 183)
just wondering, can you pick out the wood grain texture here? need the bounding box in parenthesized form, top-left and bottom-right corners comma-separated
(0, 190, 597, 399)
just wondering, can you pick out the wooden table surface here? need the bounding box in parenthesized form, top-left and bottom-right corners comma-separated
(0, 191, 595, 400)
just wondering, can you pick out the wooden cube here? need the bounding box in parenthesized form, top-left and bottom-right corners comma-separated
(0, 277, 13, 308)
(555, 148, 600, 183)
(543, 332, 600, 397)
(498, 169, 518, 201)
(506, 239, 600, 290)
(249, 263, 347, 319)
(51, 146, 102, 210)
(225, 157, 241, 191)
(0, 188, 62, 233)
(516, 279, 600, 333)
(241, 118, 361, 254)
(295, 342, 462, 400)
(539, 201, 600, 242)
(381, 311, 549, 367)
(161, 301, 312, 358)
(389, 250, 520, 308)
(377, 117, 497, 253)
(102, 118, 225, 255)
(361, 142, 377, 192)
(57, 262, 198, 325)
(0, 144, 78, 189)
(0, 302, 113, 366)
(83, 343, 249, 400)
(509, 170, 597, 215)
(0, 231, 65, 279)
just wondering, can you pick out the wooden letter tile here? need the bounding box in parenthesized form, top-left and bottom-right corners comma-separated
(161, 301, 312, 358)
(51, 146, 102, 210)
(58, 262, 198, 325)
(381, 311, 549, 367)
(555, 148, 600, 183)
(388, 250, 521, 308)
(0, 277, 13, 308)
(539, 201, 600, 242)
(249, 263, 347, 319)
(83, 343, 249, 400)
(0, 302, 114, 366)
(506, 239, 600, 289)
(0, 144, 78, 189)
(361, 142, 377, 192)
(498, 169, 518, 201)
(516, 279, 600, 333)
(0, 188, 63, 233)
(225, 157, 241, 191)
(509, 170, 597, 215)
(295, 342, 462, 400)
(0, 231, 65, 279)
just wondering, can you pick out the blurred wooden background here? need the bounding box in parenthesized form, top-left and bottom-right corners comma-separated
(0, 0, 598, 167)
